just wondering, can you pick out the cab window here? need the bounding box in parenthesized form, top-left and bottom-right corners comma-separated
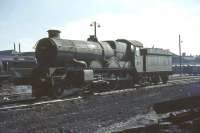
(135, 47, 140, 56)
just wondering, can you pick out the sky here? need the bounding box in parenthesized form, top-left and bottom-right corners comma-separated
(0, 0, 200, 55)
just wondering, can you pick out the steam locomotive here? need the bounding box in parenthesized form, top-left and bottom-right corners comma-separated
(31, 30, 172, 97)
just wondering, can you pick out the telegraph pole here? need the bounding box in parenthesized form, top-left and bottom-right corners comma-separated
(14, 42, 16, 51)
(94, 21, 97, 38)
(90, 21, 100, 38)
(19, 43, 21, 53)
(179, 34, 182, 76)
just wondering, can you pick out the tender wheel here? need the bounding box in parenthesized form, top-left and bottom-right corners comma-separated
(161, 74, 169, 84)
(120, 80, 133, 89)
(151, 74, 159, 85)
(108, 73, 120, 90)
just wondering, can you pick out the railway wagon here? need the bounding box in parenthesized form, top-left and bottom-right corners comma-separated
(0, 56, 36, 84)
(172, 65, 200, 75)
(31, 30, 172, 97)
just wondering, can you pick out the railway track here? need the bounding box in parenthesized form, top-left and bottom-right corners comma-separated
(0, 75, 199, 111)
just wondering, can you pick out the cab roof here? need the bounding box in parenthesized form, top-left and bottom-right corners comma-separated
(116, 39, 143, 47)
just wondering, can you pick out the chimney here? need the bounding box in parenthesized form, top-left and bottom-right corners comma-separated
(18, 43, 21, 53)
(14, 43, 16, 51)
(47, 30, 61, 39)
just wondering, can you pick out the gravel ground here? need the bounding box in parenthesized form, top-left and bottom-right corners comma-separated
(0, 82, 200, 133)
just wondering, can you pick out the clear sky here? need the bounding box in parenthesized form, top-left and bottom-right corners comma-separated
(1, 0, 200, 55)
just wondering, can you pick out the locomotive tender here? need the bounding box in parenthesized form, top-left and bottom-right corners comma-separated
(31, 30, 172, 97)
